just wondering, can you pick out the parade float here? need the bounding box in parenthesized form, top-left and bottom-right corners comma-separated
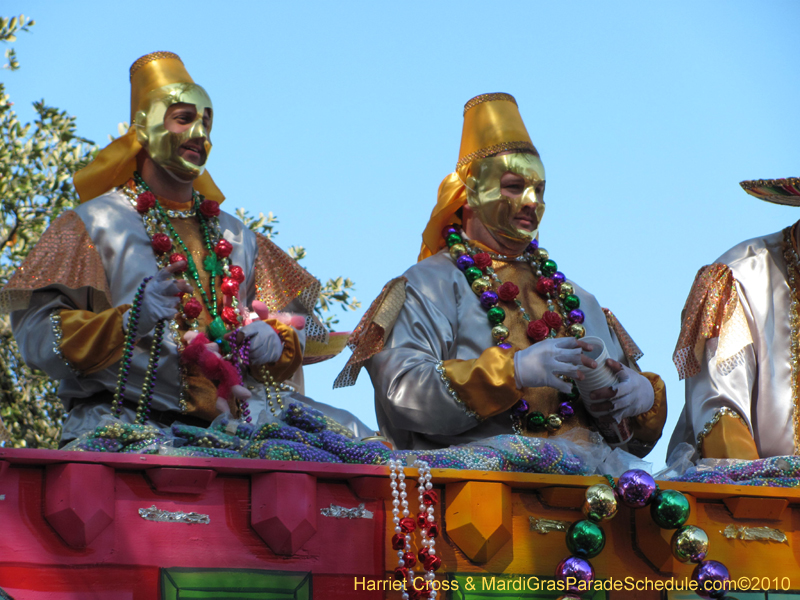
(1, 412, 800, 600)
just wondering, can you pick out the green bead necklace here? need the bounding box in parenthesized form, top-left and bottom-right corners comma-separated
(130, 173, 231, 342)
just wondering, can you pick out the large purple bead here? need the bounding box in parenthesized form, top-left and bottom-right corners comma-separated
(568, 309, 585, 324)
(691, 560, 730, 599)
(552, 271, 566, 285)
(442, 225, 460, 238)
(616, 469, 657, 508)
(559, 402, 575, 418)
(512, 399, 529, 417)
(498, 342, 513, 350)
(527, 239, 539, 253)
(456, 255, 475, 271)
(555, 556, 594, 592)
(480, 290, 499, 308)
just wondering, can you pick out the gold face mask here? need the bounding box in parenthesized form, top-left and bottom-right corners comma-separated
(465, 152, 546, 246)
(134, 83, 213, 182)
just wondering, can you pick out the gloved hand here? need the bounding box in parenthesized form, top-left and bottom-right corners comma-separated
(241, 320, 284, 365)
(514, 337, 596, 394)
(585, 359, 654, 422)
(127, 262, 192, 336)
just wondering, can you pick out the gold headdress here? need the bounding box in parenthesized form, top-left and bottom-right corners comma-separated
(418, 93, 537, 261)
(73, 51, 224, 204)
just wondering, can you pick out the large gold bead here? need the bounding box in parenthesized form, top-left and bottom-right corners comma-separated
(546, 414, 563, 431)
(534, 247, 549, 261)
(568, 323, 586, 339)
(559, 282, 575, 297)
(491, 324, 510, 340)
(583, 484, 618, 522)
(449, 243, 467, 259)
(471, 277, 492, 295)
(671, 526, 709, 563)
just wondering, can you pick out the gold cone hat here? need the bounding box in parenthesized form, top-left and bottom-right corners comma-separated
(73, 51, 224, 204)
(740, 177, 800, 207)
(456, 93, 538, 169)
(419, 93, 538, 261)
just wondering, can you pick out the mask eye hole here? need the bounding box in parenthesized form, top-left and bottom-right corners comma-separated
(500, 171, 526, 197)
(164, 103, 199, 132)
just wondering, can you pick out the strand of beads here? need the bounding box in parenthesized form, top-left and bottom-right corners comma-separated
(390, 459, 440, 600)
(135, 319, 166, 424)
(442, 224, 586, 348)
(128, 173, 245, 345)
(555, 469, 731, 600)
(112, 276, 151, 418)
(261, 367, 287, 416)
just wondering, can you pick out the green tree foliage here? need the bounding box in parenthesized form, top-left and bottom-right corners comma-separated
(0, 15, 359, 447)
(1, 15, 92, 447)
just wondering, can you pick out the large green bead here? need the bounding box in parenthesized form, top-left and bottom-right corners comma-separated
(527, 411, 546, 428)
(446, 233, 463, 248)
(650, 489, 690, 529)
(207, 316, 228, 341)
(465, 266, 483, 284)
(487, 306, 506, 325)
(563, 294, 581, 310)
(542, 259, 558, 277)
(565, 519, 605, 558)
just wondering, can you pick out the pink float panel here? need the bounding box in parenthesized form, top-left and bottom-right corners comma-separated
(0, 565, 159, 599)
(44, 462, 115, 547)
(0, 458, 384, 578)
(146, 467, 217, 494)
(251, 471, 318, 556)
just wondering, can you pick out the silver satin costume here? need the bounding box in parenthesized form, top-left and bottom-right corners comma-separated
(669, 230, 799, 457)
(11, 189, 374, 441)
(364, 250, 635, 450)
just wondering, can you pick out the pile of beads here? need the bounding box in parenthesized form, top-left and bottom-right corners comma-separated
(170, 423, 244, 450)
(555, 469, 732, 599)
(674, 455, 800, 488)
(66, 404, 593, 476)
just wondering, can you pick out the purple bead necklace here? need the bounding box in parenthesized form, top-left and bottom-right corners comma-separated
(227, 334, 252, 423)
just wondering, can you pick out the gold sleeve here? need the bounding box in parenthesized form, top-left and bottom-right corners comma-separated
(252, 319, 303, 383)
(700, 413, 760, 460)
(58, 306, 131, 374)
(631, 372, 667, 444)
(442, 347, 519, 419)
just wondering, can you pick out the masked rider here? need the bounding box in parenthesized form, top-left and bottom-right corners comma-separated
(336, 93, 666, 454)
(2, 52, 326, 443)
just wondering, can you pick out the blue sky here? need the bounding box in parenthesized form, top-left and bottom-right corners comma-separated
(3, 1, 800, 467)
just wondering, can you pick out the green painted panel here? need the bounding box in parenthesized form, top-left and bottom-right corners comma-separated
(160, 568, 310, 600)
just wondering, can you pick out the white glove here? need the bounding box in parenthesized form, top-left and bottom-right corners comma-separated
(584, 361, 654, 422)
(514, 337, 592, 395)
(241, 320, 284, 365)
(127, 265, 189, 336)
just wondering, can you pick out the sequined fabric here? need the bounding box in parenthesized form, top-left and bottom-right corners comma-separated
(253, 233, 326, 343)
(0, 211, 112, 314)
(333, 276, 406, 388)
(602, 308, 644, 366)
(740, 177, 800, 207)
(667, 228, 799, 459)
(672, 263, 740, 380)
